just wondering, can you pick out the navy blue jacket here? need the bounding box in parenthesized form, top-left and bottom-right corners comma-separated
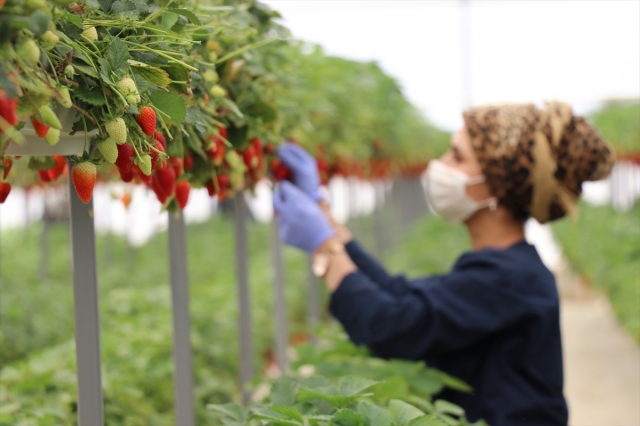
(329, 240, 568, 426)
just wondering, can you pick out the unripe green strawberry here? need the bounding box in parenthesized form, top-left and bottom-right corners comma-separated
(41, 31, 59, 49)
(17, 39, 40, 66)
(105, 118, 127, 144)
(208, 52, 218, 63)
(97, 138, 118, 163)
(115, 77, 140, 104)
(45, 128, 60, 145)
(81, 26, 98, 42)
(203, 70, 218, 83)
(138, 153, 152, 176)
(38, 105, 61, 130)
(71, 162, 96, 204)
(57, 87, 72, 108)
(64, 65, 75, 79)
(209, 85, 226, 98)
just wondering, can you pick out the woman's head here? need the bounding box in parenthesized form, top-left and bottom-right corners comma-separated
(456, 101, 614, 223)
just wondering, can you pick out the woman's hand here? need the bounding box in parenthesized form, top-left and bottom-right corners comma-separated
(273, 181, 335, 254)
(278, 142, 323, 201)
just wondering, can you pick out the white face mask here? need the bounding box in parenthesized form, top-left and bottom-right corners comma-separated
(422, 160, 497, 224)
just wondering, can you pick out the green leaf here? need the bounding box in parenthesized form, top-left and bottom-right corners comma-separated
(407, 416, 447, 426)
(243, 100, 277, 124)
(73, 87, 106, 106)
(269, 378, 299, 406)
(358, 402, 392, 426)
(166, 8, 201, 25)
(29, 11, 51, 37)
(98, 58, 113, 85)
(165, 63, 190, 94)
(221, 98, 244, 119)
(64, 12, 83, 29)
(410, 370, 444, 396)
(150, 91, 186, 124)
(433, 400, 464, 417)
(339, 376, 378, 397)
(97, 0, 114, 12)
(28, 157, 56, 171)
(206, 403, 246, 426)
(0, 71, 17, 99)
(111, 0, 138, 17)
(72, 64, 100, 80)
(388, 400, 424, 426)
(161, 12, 179, 32)
(332, 409, 365, 426)
(226, 123, 248, 149)
(106, 37, 129, 77)
(296, 388, 359, 409)
(270, 406, 304, 423)
(438, 372, 472, 393)
(131, 64, 171, 88)
(250, 407, 302, 425)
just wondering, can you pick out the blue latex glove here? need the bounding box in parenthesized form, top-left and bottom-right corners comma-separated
(277, 141, 323, 201)
(273, 181, 335, 253)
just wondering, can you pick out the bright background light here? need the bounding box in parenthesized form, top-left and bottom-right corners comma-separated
(263, 0, 640, 131)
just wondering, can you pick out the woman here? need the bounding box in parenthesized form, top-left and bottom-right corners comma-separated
(272, 101, 614, 425)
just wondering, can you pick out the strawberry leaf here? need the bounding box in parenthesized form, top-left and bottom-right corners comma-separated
(106, 38, 130, 78)
(73, 87, 106, 106)
(150, 91, 186, 124)
(161, 12, 179, 32)
(132, 64, 171, 88)
(166, 8, 201, 25)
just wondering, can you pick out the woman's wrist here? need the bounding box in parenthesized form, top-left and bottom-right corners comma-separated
(313, 236, 357, 292)
(318, 200, 353, 245)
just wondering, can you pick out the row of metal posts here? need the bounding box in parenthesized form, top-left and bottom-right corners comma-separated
(55, 174, 428, 424)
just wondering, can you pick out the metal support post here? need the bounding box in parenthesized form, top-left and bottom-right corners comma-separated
(234, 194, 253, 403)
(270, 220, 289, 373)
(167, 211, 195, 426)
(373, 180, 384, 258)
(307, 256, 319, 345)
(67, 159, 104, 426)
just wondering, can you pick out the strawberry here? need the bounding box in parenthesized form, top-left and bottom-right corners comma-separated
(97, 138, 118, 163)
(45, 128, 60, 145)
(151, 175, 168, 204)
(38, 105, 61, 130)
(136, 106, 156, 136)
(169, 157, 183, 176)
(132, 164, 152, 185)
(270, 158, 293, 181)
(263, 142, 275, 155)
(150, 140, 165, 170)
(48, 155, 67, 181)
(175, 181, 190, 210)
(105, 118, 127, 144)
(115, 143, 135, 172)
(64, 65, 75, 79)
(71, 162, 96, 204)
(0, 182, 11, 203)
(119, 168, 134, 183)
(37, 170, 52, 182)
(57, 87, 72, 108)
(2, 157, 13, 179)
(30, 116, 50, 138)
(0, 90, 18, 127)
(155, 166, 176, 197)
(115, 76, 140, 104)
(138, 153, 152, 176)
(242, 146, 259, 169)
(207, 136, 225, 166)
(121, 193, 132, 209)
(153, 131, 166, 149)
(41, 30, 59, 47)
(81, 26, 98, 42)
(205, 179, 216, 197)
(184, 153, 194, 171)
(218, 126, 228, 139)
(17, 39, 40, 66)
(209, 85, 226, 98)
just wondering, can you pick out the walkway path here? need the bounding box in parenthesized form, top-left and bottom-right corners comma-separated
(555, 261, 640, 426)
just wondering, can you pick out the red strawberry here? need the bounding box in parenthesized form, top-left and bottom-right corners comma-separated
(270, 158, 293, 181)
(132, 164, 152, 185)
(151, 174, 168, 204)
(242, 146, 258, 170)
(0, 91, 18, 128)
(2, 157, 13, 179)
(155, 166, 176, 197)
(263, 142, 275, 155)
(115, 143, 135, 172)
(205, 179, 216, 197)
(48, 155, 66, 181)
(218, 125, 228, 139)
(71, 162, 96, 204)
(0, 182, 11, 203)
(119, 168, 134, 183)
(37, 169, 52, 182)
(136, 106, 156, 136)
(169, 157, 183, 176)
(216, 173, 229, 201)
(30, 116, 50, 138)
(175, 181, 190, 210)
(184, 153, 194, 171)
(154, 131, 166, 149)
(207, 137, 225, 166)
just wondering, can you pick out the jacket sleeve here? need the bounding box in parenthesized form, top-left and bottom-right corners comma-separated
(344, 239, 411, 297)
(329, 262, 538, 360)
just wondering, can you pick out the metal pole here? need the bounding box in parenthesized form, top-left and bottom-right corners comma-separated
(167, 211, 195, 426)
(270, 220, 289, 373)
(40, 191, 49, 284)
(373, 180, 384, 258)
(307, 256, 319, 345)
(67, 159, 104, 426)
(234, 193, 253, 403)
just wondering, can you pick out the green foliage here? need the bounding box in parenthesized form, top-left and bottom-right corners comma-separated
(208, 375, 487, 426)
(589, 101, 640, 155)
(552, 202, 640, 342)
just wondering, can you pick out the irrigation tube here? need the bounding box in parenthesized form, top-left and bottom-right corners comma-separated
(167, 211, 195, 426)
(270, 220, 289, 372)
(234, 194, 253, 404)
(67, 159, 104, 426)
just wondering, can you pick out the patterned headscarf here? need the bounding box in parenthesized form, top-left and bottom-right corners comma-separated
(462, 101, 614, 223)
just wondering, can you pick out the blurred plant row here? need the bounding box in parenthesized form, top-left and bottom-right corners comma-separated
(0, 0, 448, 210)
